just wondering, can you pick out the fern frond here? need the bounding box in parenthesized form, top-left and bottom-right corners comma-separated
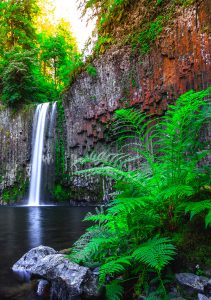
(100, 256, 132, 285)
(184, 200, 211, 227)
(108, 197, 148, 214)
(205, 210, 211, 228)
(105, 280, 124, 300)
(159, 185, 195, 200)
(133, 236, 176, 272)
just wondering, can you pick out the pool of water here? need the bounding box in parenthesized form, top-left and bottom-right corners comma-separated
(0, 206, 93, 300)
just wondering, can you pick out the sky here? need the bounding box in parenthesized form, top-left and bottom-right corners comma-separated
(54, 0, 95, 51)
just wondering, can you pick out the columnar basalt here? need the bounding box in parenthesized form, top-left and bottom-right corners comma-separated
(0, 105, 35, 203)
(63, 2, 211, 201)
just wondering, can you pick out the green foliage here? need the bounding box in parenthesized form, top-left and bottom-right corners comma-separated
(0, 1, 80, 106)
(0, 0, 38, 51)
(1, 175, 28, 203)
(70, 88, 210, 299)
(86, 64, 97, 77)
(132, 237, 176, 272)
(52, 99, 70, 201)
(52, 184, 70, 202)
(105, 280, 124, 300)
(184, 200, 211, 228)
(80, 0, 197, 56)
(93, 35, 112, 54)
(137, 18, 163, 54)
(1, 49, 38, 105)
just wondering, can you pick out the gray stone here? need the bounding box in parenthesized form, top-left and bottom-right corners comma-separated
(12, 245, 57, 272)
(198, 293, 211, 300)
(37, 279, 49, 296)
(12, 246, 100, 300)
(176, 273, 209, 296)
(205, 280, 211, 297)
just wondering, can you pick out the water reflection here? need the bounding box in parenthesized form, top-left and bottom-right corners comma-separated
(0, 206, 93, 300)
(28, 207, 42, 248)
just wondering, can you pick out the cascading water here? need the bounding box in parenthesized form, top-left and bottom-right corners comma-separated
(28, 103, 50, 206)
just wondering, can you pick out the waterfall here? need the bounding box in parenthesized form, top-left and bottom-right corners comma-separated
(28, 103, 50, 206)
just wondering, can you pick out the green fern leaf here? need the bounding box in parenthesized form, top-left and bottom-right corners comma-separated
(184, 200, 211, 220)
(100, 256, 132, 285)
(205, 210, 211, 228)
(133, 236, 176, 272)
(105, 280, 124, 300)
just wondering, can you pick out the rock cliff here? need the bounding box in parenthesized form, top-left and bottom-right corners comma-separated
(0, 1, 210, 203)
(63, 1, 211, 201)
(0, 105, 34, 203)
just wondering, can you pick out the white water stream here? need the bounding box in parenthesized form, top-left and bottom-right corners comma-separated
(28, 103, 50, 206)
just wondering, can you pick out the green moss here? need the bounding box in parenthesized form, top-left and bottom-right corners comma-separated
(52, 184, 71, 202)
(137, 18, 163, 54)
(52, 99, 71, 202)
(86, 64, 97, 77)
(1, 176, 29, 204)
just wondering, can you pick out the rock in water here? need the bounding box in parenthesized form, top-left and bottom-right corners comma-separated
(12, 246, 100, 300)
(12, 245, 56, 272)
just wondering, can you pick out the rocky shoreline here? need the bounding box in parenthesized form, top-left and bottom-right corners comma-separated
(12, 246, 211, 300)
(12, 246, 101, 300)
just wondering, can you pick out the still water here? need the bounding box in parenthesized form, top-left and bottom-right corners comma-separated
(0, 206, 93, 300)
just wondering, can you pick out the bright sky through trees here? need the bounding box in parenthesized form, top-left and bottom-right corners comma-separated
(54, 0, 95, 51)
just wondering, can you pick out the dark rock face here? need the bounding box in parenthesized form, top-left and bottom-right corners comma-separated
(12, 246, 100, 300)
(176, 273, 211, 298)
(0, 105, 34, 203)
(63, 1, 211, 202)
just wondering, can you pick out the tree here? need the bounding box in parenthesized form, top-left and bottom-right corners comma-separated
(38, 19, 78, 92)
(0, 0, 39, 52)
(1, 48, 37, 105)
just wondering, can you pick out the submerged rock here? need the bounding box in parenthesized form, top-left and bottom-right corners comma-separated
(12, 246, 100, 300)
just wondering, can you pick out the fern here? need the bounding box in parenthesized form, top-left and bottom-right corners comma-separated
(184, 200, 211, 227)
(99, 256, 132, 285)
(133, 236, 176, 272)
(70, 88, 210, 299)
(105, 280, 124, 300)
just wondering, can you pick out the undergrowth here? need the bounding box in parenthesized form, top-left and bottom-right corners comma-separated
(68, 88, 211, 299)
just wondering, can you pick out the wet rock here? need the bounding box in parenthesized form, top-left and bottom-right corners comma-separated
(205, 280, 211, 296)
(176, 273, 209, 297)
(198, 294, 211, 300)
(31, 254, 99, 298)
(12, 246, 100, 300)
(12, 245, 57, 273)
(37, 279, 50, 297)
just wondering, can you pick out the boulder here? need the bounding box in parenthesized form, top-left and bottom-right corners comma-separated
(12, 245, 57, 272)
(176, 273, 209, 297)
(12, 246, 100, 300)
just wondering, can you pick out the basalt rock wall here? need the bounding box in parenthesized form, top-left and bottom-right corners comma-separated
(0, 105, 35, 203)
(63, 1, 211, 202)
